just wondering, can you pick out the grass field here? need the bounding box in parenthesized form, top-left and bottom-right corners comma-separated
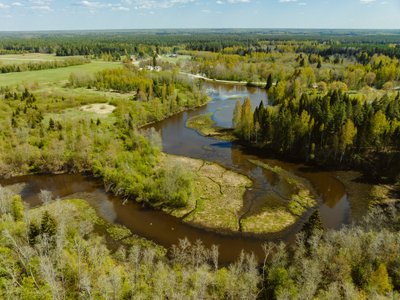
(0, 60, 121, 87)
(43, 104, 117, 128)
(0, 54, 125, 127)
(0, 53, 75, 65)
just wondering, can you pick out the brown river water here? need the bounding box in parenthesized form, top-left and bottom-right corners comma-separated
(0, 82, 358, 263)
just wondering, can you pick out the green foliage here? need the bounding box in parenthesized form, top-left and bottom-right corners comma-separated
(265, 267, 298, 299)
(11, 195, 24, 222)
(141, 163, 193, 208)
(388, 259, 400, 291)
(232, 97, 254, 141)
(0, 65, 208, 210)
(266, 74, 273, 90)
(0, 57, 89, 74)
(232, 100, 242, 131)
(28, 210, 57, 246)
(0, 193, 260, 299)
(239, 88, 400, 176)
(0, 31, 400, 299)
(259, 205, 400, 299)
(40, 210, 57, 237)
(28, 222, 40, 246)
(369, 264, 392, 294)
(340, 119, 357, 154)
(301, 210, 323, 241)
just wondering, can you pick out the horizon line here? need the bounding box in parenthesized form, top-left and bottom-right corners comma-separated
(1, 27, 400, 33)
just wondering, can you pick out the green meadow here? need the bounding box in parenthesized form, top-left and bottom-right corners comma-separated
(0, 60, 121, 87)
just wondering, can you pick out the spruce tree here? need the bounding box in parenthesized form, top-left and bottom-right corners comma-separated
(40, 210, 57, 237)
(266, 74, 273, 90)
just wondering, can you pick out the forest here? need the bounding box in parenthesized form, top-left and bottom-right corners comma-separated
(0, 30, 399, 299)
(233, 91, 400, 179)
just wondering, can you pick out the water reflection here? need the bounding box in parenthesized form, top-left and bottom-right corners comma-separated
(0, 82, 356, 263)
(320, 195, 351, 229)
(152, 82, 351, 229)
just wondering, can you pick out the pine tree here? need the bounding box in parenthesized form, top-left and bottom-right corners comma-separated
(48, 118, 55, 130)
(301, 210, 323, 242)
(40, 211, 57, 237)
(266, 74, 273, 90)
(152, 54, 157, 67)
(28, 223, 40, 246)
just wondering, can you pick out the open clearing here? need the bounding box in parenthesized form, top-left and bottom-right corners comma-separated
(0, 53, 77, 64)
(0, 60, 121, 87)
(43, 105, 117, 126)
(80, 103, 116, 114)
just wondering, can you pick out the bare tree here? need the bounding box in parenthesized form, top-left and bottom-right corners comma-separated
(39, 190, 53, 205)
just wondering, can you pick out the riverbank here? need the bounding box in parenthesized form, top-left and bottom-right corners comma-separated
(161, 154, 252, 233)
(160, 153, 320, 235)
(180, 72, 266, 88)
(335, 171, 399, 221)
(241, 160, 318, 234)
(186, 113, 236, 141)
(139, 100, 211, 130)
(9, 194, 166, 254)
(185, 113, 320, 233)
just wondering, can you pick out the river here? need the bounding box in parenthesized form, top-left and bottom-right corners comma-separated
(0, 81, 357, 263)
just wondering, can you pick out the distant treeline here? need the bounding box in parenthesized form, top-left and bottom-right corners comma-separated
(0, 57, 90, 74)
(0, 30, 399, 59)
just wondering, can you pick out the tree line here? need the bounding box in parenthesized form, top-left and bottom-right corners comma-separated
(69, 67, 208, 122)
(183, 49, 400, 90)
(1, 30, 400, 60)
(0, 57, 89, 74)
(233, 90, 400, 179)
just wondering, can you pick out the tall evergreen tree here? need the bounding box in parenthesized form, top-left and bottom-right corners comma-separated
(266, 74, 273, 90)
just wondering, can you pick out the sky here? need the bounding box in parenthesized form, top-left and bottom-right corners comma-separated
(0, 0, 399, 31)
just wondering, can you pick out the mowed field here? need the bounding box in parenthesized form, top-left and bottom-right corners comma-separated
(0, 53, 72, 65)
(0, 58, 121, 87)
